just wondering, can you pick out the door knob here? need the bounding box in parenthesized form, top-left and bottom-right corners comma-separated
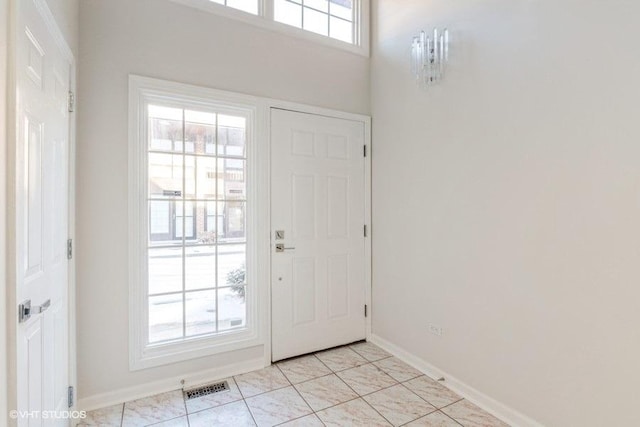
(275, 244, 296, 253)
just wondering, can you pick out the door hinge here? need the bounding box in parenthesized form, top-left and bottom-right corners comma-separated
(68, 386, 74, 408)
(364, 305, 368, 317)
(67, 239, 73, 260)
(363, 145, 367, 157)
(68, 91, 75, 113)
(364, 225, 367, 237)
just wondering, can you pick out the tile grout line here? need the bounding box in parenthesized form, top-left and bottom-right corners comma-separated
(348, 345, 394, 363)
(356, 378, 407, 427)
(399, 374, 467, 411)
(395, 380, 444, 413)
(397, 409, 464, 427)
(433, 398, 467, 426)
(234, 366, 291, 400)
(328, 362, 394, 426)
(278, 353, 392, 424)
(241, 398, 260, 427)
(298, 353, 364, 425)
(325, 362, 459, 427)
(386, 382, 441, 425)
(182, 387, 190, 427)
(110, 343, 475, 427)
(273, 362, 315, 420)
(120, 403, 125, 427)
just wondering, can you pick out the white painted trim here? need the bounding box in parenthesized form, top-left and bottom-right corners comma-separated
(265, 96, 371, 361)
(268, 105, 372, 360)
(128, 75, 371, 369)
(5, 0, 17, 421)
(31, 0, 73, 63)
(67, 50, 78, 412)
(255, 101, 273, 368)
(6, 0, 76, 422)
(363, 117, 372, 340)
(78, 356, 264, 413)
(168, 0, 370, 57)
(370, 334, 544, 427)
(266, 100, 370, 124)
(1, 0, 9, 424)
(128, 75, 267, 371)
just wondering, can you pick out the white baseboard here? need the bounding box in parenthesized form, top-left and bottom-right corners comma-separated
(369, 334, 543, 427)
(78, 357, 265, 412)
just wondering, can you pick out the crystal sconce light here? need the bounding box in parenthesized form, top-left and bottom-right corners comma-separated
(411, 28, 449, 87)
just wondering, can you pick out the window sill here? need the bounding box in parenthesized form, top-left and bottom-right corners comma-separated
(130, 328, 261, 371)
(168, 0, 370, 57)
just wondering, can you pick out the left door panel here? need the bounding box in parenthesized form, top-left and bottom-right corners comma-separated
(15, 0, 72, 424)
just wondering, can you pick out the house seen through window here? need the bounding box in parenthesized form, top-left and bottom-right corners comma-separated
(147, 105, 248, 344)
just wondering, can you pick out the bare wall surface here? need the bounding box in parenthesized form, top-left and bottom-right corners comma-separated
(46, 0, 78, 55)
(371, 1, 640, 426)
(77, 0, 369, 400)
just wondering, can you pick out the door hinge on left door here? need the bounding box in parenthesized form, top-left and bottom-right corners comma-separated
(68, 91, 75, 113)
(68, 386, 74, 408)
(364, 305, 368, 317)
(67, 239, 73, 260)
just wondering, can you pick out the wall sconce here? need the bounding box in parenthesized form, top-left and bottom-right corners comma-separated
(411, 28, 449, 87)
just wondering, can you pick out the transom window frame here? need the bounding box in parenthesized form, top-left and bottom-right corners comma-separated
(168, 0, 370, 56)
(129, 75, 266, 370)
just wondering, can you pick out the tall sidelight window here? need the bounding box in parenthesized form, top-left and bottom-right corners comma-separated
(130, 76, 260, 369)
(148, 106, 248, 342)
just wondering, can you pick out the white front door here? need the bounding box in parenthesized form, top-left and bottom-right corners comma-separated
(271, 108, 367, 361)
(15, 0, 72, 424)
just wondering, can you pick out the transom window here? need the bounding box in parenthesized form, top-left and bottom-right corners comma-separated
(210, 0, 258, 15)
(169, 0, 368, 54)
(274, 0, 354, 43)
(129, 76, 260, 370)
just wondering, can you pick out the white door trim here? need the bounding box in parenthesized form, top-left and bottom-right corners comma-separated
(124, 76, 371, 371)
(67, 49, 78, 413)
(267, 103, 372, 363)
(5, 0, 77, 419)
(1, 0, 10, 421)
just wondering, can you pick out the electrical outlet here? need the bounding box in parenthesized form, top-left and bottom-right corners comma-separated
(429, 324, 443, 337)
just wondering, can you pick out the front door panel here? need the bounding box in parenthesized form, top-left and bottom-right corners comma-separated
(271, 109, 366, 361)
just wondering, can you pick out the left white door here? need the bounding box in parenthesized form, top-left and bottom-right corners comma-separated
(15, 0, 71, 424)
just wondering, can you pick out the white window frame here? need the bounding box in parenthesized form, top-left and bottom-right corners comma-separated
(168, 0, 370, 56)
(128, 76, 267, 370)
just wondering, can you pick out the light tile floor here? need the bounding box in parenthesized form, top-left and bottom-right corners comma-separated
(81, 342, 509, 427)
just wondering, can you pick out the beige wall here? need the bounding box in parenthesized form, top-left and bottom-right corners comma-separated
(371, 1, 640, 426)
(77, 0, 369, 401)
(46, 0, 78, 55)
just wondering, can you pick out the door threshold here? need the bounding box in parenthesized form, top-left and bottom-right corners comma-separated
(273, 339, 367, 364)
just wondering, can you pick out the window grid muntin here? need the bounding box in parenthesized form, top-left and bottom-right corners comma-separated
(149, 285, 249, 299)
(147, 104, 248, 345)
(211, 0, 259, 15)
(204, 0, 361, 46)
(276, 0, 354, 42)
